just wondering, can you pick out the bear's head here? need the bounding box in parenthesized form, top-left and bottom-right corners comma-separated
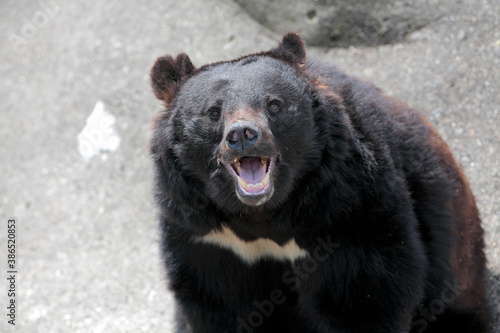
(150, 33, 345, 212)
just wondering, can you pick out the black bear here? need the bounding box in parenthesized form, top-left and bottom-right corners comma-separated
(149, 33, 490, 332)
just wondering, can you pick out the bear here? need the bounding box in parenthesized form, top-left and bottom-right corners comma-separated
(149, 33, 490, 333)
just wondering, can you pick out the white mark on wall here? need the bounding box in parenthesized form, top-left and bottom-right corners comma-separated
(78, 101, 120, 161)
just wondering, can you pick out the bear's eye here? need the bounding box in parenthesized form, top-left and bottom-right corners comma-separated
(208, 107, 221, 120)
(268, 101, 281, 113)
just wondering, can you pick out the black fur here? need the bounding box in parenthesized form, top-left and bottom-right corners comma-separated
(149, 33, 490, 332)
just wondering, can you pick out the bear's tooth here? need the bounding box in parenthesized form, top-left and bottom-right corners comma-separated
(246, 182, 263, 190)
(233, 158, 239, 164)
(261, 172, 270, 186)
(260, 157, 267, 168)
(237, 177, 248, 188)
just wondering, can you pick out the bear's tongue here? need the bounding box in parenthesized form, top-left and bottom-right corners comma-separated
(239, 157, 266, 184)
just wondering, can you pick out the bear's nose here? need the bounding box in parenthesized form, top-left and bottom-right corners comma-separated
(225, 121, 261, 151)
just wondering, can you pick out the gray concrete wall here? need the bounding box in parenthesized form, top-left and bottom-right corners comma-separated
(0, 0, 498, 331)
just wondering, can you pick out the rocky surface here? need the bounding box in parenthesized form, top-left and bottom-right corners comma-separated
(234, 0, 446, 47)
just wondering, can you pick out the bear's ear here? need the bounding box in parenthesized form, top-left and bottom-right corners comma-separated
(268, 33, 306, 67)
(150, 53, 196, 104)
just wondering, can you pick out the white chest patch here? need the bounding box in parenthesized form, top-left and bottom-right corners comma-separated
(194, 225, 309, 265)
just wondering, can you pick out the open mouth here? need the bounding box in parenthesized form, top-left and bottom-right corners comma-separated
(227, 156, 274, 196)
